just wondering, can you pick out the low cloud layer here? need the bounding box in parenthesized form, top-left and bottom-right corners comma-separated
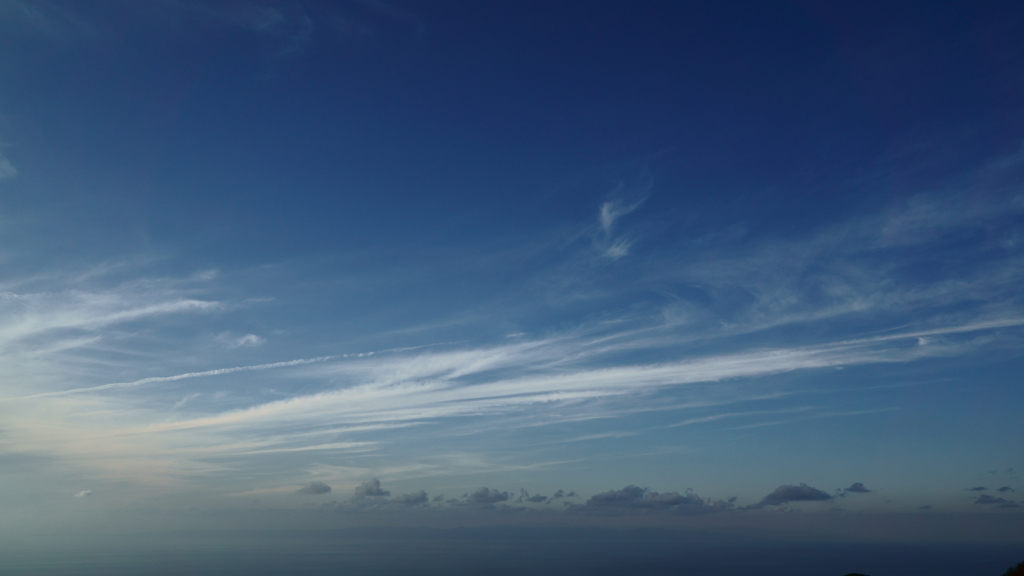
(279, 477, 1015, 516)
(391, 490, 428, 506)
(466, 487, 509, 504)
(297, 481, 331, 495)
(355, 479, 390, 497)
(844, 483, 872, 493)
(517, 489, 548, 503)
(581, 485, 731, 514)
(758, 483, 833, 506)
(974, 495, 1019, 507)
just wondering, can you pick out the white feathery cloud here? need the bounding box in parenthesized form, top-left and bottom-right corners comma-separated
(0, 284, 219, 353)
(598, 199, 640, 233)
(0, 152, 16, 180)
(0, 188, 1020, 496)
(0, 317, 1017, 487)
(12, 356, 335, 400)
(233, 333, 265, 347)
(603, 238, 632, 260)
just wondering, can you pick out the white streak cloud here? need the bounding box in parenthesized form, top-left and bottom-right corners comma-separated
(0, 152, 16, 180)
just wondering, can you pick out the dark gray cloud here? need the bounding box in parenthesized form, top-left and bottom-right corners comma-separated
(297, 481, 331, 495)
(355, 479, 390, 497)
(758, 483, 832, 506)
(968, 486, 987, 491)
(586, 485, 652, 507)
(321, 483, 431, 510)
(583, 485, 729, 513)
(516, 489, 548, 504)
(431, 494, 445, 502)
(467, 487, 509, 504)
(844, 482, 872, 493)
(974, 495, 1011, 505)
(552, 490, 565, 499)
(998, 486, 1015, 493)
(391, 490, 428, 506)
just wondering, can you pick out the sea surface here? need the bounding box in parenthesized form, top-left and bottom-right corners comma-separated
(3, 528, 1021, 575)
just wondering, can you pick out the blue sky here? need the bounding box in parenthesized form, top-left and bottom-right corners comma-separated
(1, 0, 1023, 546)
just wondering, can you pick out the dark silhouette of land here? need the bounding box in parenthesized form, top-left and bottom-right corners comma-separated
(1003, 561, 1024, 576)
(841, 562, 1024, 576)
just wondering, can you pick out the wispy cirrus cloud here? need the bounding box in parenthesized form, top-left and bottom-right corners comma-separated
(0, 151, 16, 180)
(13, 356, 333, 400)
(0, 0, 94, 43)
(585, 167, 651, 260)
(1, 313, 1017, 489)
(0, 273, 225, 402)
(219, 332, 266, 348)
(0, 171, 1021, 505)
(0, 0, 422, 60)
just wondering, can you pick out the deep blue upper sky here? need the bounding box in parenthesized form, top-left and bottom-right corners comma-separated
(0, 0, 1022, 546)
(6, 0, 1019, 266)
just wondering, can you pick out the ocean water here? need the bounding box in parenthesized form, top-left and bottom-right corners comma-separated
(3, 528, 1021, 575)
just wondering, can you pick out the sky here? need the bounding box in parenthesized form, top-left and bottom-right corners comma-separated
(1, 0, 1024, 566)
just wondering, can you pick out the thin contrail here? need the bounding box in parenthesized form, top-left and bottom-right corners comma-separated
(16, 356, 337, 399)
(7, 339, 466, 401)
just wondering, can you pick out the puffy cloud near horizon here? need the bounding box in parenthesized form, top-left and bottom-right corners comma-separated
(757, 483, 832, 506)
(466, 487, 509, 504)
(974, 495, 1015, 506)
(355, 479, 390, 498)
(297, 481, 331, 495)
(516, 489, 549, 504)
(391, 490, 428, 506)
(844, 483, 872, 493)
(580, 485, 731, 514)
